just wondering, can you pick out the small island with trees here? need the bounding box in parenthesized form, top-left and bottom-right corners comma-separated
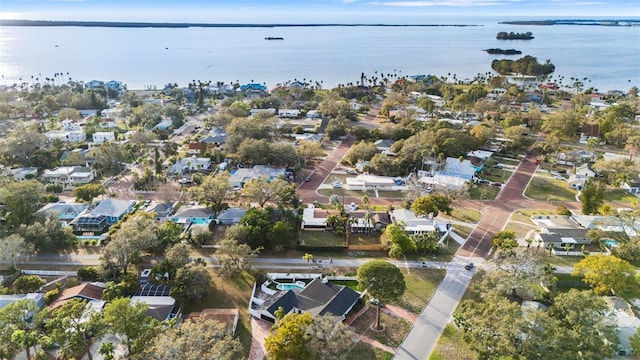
(496, 31, 534, 40)
(491, 55, 555, 76)
(484, 48, 522, 55)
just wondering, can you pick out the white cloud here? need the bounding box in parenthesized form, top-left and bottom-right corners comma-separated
(369, 0, 508, 6)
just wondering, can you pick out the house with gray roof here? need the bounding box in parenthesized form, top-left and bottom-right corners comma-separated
(69, 199, 136, 232)
(216, 207, 248, 225)
(171, 205, 214, 226)
(200, 127, 227, 147)
(0, 293, 45, 311)
(145, 202, 175, 222)
(37, 202, 88, 222)
(251, 278, 361, 323)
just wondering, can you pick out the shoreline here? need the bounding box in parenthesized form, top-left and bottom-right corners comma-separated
(0, 19, 481, 28)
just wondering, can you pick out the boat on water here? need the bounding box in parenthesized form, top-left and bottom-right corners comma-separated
(265, 37, 284, 40)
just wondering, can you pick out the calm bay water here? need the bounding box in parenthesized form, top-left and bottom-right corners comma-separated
(0, 17, 639, 91)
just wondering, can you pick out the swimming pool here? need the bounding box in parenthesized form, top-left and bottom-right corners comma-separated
(604, 239, 619, 248)
(276, 281, 306, 291)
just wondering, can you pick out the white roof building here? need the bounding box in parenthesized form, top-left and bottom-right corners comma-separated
(92, 131, 115, 144)
(390, 209, 448, 235)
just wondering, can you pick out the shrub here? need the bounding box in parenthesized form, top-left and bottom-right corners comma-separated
(44, 288, 61, 305)
(77, 266, 100, 281)
(556, 205, 572, 216)
(13, 275, 46, 293)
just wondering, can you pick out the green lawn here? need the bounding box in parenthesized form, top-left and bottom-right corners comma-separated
(182, 270, 256, 360)
(344, 342, 392, 360)
(603, 190, 640, 204)
(468, 184, 501, 200)
(395, 268, 446, 313)
(525, 176, 578, 201)
(477, 169, 513, 183)
(452, 225, 474, 240)
(504, 222, 536, 239)
(429, 324, 477, 360)
(298, 231, 346, 247)
(449, 208, 481, 224)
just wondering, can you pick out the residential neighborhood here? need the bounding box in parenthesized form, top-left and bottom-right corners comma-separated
(0, 71, 639, 360)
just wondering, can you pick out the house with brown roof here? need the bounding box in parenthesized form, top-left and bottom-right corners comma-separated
(187, 308, 239, 334)
(49, 282, 105, 310)
(301, 206, 391, 233)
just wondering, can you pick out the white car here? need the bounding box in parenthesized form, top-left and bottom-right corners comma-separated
(425, 186, 433, 193)
(332, 181, 342, 188)
(554, 175, 565, 180)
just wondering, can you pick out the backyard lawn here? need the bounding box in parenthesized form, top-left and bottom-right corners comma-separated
(298, 231, 346, 247)
(181, 270, 256, 359)
(344, 342, 393, 360)
(603, 190, 640, 204)
(525, 176, 578, 201)
(429, 324, 477, 360)
(351, 306, 412, 348)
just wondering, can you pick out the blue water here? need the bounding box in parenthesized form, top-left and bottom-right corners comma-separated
(604, 239, 619, 248)
(1, 17, 638, 91)
(276, 282, 306, 291)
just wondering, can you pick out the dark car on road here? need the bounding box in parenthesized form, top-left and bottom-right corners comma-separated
(464, 263, 474, 270)
(490, 182, 502, 187)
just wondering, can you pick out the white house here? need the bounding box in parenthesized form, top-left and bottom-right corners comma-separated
(45, 130, 86, 143)
(306, 110, 322, 119)
(61, 119, 81, 131)
(6, 167, 38, 181)
(390, 209, 449, 235)
(42, 166, 94, 189)
(169, 156, 212, 175)
(440, 157, 479, 180)
(92, 131, 115, 144)
(278, 109, 301, 118)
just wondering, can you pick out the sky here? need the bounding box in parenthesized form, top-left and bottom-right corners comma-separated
(1, 0, 639, 23)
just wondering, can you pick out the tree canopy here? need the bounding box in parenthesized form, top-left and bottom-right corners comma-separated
(573, 254, 634, 295)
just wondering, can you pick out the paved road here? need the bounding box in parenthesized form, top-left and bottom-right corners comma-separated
(394, 154, 542, 360)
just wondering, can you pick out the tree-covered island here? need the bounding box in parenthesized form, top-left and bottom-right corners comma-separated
(491, 55, 555, 76)
(496, 31, 534, 40)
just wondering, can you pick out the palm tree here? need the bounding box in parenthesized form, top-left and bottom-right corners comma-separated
(363, 211, 374, 235)
(325, 214, 341, 232)
(562, 242, 572, 255)
(302, 252, 314, 276)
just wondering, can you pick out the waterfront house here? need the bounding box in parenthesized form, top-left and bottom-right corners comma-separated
(240, 83, 268, 97)
(104, 80, 123, 93)
(84, 80, 104, 89)
(42, 166, 94, 189)
(92, 131, 115, 144)
(70, 199, 136, 232)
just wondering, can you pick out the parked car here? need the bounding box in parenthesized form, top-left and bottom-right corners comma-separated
(464, 263, 474, 270)
(425, 186, 433, 193)
(332, 181, 342, 188)
(554, 174, 565, 180)
(493, 163, 505, 169)
(490, 182, 502, 188)
(305, 176, 311, 182)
